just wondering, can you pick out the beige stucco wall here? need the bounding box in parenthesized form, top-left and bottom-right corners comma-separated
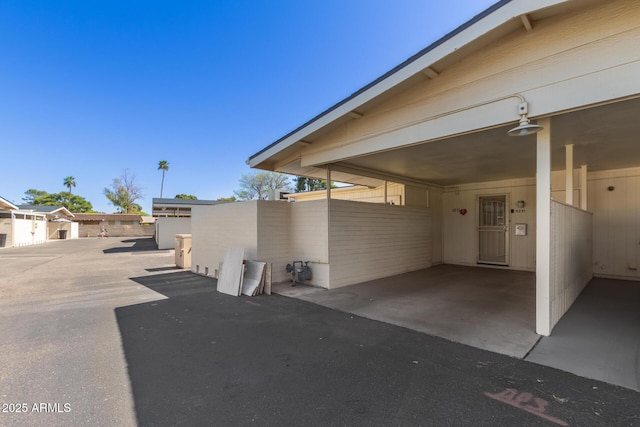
(0, 219, 12, 247)
(47, 222, 78, 240)
(328, 199, 432, 289)
(190, 198, 435, 289)
(191, 202, 258, 277)
(191, 200, 327, 285)
(290, 200, 330, 287)
(155, 217, 191, 250)
(290, 183, 404, 205)
(190, 167, 640, 291)
(257, 201, 293, 284)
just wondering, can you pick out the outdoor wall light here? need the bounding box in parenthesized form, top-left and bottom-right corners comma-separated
(516, 200, 526, 208)
(508, 102, 543, 136)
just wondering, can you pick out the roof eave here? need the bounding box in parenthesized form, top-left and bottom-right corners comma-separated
(247, 0, 568, 169)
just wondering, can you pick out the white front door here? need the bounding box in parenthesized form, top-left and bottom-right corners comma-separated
(478, 195, 509, 265)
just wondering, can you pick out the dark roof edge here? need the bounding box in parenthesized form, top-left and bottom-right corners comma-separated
(248, 0, 512, 162)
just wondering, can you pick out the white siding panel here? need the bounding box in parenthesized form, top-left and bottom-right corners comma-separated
(14, 218, 31, 246)
(13, 218, 46, 246)
(191, 202, 258, 277)
(70, 222, 79, 239)
(156, 217, 191, 249)
(33, 218, 46, 245)
(549, 200, 593, 331)
(328, 199, 431, 288)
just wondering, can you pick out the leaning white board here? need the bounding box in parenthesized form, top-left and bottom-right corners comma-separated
(242, 260, 266, 296)
(217, 248, 245, 296)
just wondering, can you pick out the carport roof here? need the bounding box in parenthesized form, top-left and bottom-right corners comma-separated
(0, 196, 18, 211)
(247, 0, 592, 171)
(247, 0, 511, 165)
(247, 0, 635, 188)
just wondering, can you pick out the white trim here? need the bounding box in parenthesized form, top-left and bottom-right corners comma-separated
(565, 144, 574, 206)
(580, 165, 588, 210)
(536, 118, 552, 336)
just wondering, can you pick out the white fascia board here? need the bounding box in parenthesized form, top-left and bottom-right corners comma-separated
(302, 59, 640, 166)
(50, 207, 74, 217)
(248, 0, 568, 168)
(0, 196, 18, 210)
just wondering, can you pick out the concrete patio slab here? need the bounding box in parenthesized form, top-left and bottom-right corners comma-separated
(276, 264, 540, 359)
(526, 277, 640, 392)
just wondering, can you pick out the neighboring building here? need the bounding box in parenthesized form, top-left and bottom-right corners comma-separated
(152, 198, 227, 249)
(71, 213, 152, 238)
(286, 183, 405, 206)
(222, 0, 639, 337)
(0, 197, 47, 247)
(18, 205, 78, 240)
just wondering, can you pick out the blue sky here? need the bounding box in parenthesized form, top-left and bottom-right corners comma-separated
(0, 0, 497, 213)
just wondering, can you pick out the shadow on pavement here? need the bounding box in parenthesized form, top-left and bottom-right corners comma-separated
(146, 266, 183, 273)
(130, 271, 216, 298)
(103, 238, 159, 254)
(115, 272, 640, 426)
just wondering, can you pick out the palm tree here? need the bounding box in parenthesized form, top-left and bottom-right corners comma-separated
(63, 176, 76, 210)
(158, 160, 169, 197)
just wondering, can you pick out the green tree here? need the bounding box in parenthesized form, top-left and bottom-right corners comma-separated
(175, 194, 197, 200)
(294, 177, 329, 192)
(233, 171, 290, 201)
(23, 189, 52, 204)
(63, 176, 76, 209)
(216, 196, 236, 202)
(158, 160, 169, 198)
(22, 189, 94, 213)
(104, 169, 144, 213)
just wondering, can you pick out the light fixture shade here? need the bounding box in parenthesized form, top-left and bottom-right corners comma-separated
(508, 116, 543, 136)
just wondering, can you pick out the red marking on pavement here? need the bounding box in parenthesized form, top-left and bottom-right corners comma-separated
(484, 388, 568, 426)
(245, 301, 261, 306)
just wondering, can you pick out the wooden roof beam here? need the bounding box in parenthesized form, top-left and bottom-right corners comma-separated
(520, 14, 534, 32)
(421, 67, 440, 79)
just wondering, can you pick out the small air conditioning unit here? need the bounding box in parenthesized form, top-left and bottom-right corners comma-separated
(269, 188, 290, 201)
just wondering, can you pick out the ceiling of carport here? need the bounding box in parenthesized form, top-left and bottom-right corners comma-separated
(335, 97, 640, 186)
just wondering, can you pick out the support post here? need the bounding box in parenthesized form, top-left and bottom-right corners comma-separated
(536, 118, 552, 336)
(565, 144, 574, 206)
(580, 165, 588, 210)
(384, 181, 388, 204)
(326, 165, 332, 200)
